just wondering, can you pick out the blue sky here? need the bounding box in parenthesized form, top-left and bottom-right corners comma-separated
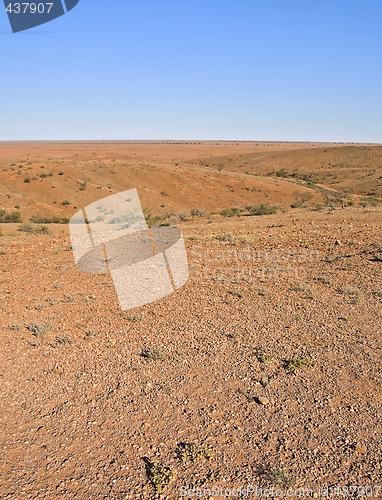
(1, 0, 381, 141)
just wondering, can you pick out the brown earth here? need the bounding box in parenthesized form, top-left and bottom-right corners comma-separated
(0, 142, 381, 499)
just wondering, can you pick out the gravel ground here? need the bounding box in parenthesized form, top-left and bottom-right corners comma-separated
(0, 207, 381, 499)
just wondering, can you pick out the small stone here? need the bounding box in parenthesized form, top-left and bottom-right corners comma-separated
(354, 443, 367, 453)
(260, 376, 269, 388)
(335, 240, 342, 245)
(256, 396, 270, 405)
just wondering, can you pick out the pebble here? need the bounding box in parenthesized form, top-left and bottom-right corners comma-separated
(256, 396, 270, 405)
(260, 376, 269, 388)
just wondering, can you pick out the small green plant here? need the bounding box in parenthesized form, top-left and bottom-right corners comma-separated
(58, 172, 64, 175)
(248, 203, 278, 216)
(0, 210, 22, 223)
(30, 215, 69, 224)
(78, 181, 87, 191)
(26, 323, 51, 338)
(285, 357, 314, 371)
(360, 196, 380, 207)
(55, 335, 72, 345)
(190, 207, 206, 217)
(177, 442, 213, 463)
(215, 232, 234, 242)
(143, 208, 162, 227)
(24, 177, 31, 183)
(129, 313, 142, 322)
(338, 285, 360, 296)
(316, 275, 332, 285)
(178, 211, 188, 220)
(220, 207, 241, 217)
(141, 347, 166, 361)
(258, 354, 272, 364)
(7, 324, 22, 331)
(61, 200, 70, 206)
(146, 461, 176, 493)
(18, 223, 49, 234)
(272, 467, 295, 486)
(291, 190, 314, 208)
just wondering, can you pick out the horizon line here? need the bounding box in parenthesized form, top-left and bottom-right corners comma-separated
(0, 139, 381, 145)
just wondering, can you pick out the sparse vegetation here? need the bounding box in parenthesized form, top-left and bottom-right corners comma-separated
(248, 203, 279, 216)
(143, 207, 162, 227)
(215, 232, 234, 242)
(177, 442, 213, 463)
(26, 323, 51, 338)
(7, 324, 22, 331)
(55, 335, 72, 345)
(272, 467, 295, 486)
(18, 223, 49, 234)
(220, 207, 241, 217)
(146, 460, 176, 493)
(360, 196, 380, 207)
(291, 190, 314, 208)
(258, 354, 272, 364)
(30, 215, 69, 224)
(285, 357, 314, 371)
(0, 210, 22, 223)
(178, 211, 189, 220)
(141, 347, 166, 361)
(190, 207, 206, 217)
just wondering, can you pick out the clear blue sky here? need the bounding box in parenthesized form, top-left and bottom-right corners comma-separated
(1, 0, 381, 142)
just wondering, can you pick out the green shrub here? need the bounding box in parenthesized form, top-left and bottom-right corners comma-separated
(190, 208, 206, 217)
(142, 208, 162, 227)
(215, 232, 234, 242)
(285, 357, 314, 371)
(220, 207, 241, 217)
(146, 461, 176, 493)
(177, 442, 213, 463)
(178, 211, 188, 220)
(18, 223, 49, 234)
(275, 168, 287, 178)
(249, 203, 278, 216)
(0, 210, 22, 223)
(367, 196, 380, 207)
(30, 215, 69, 224)
(292, 190, 314, 207)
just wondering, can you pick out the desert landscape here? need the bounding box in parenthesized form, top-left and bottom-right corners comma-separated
(0, 141, 381, 499)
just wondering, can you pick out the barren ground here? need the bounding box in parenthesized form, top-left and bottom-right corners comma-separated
(0, 142, 381, 499)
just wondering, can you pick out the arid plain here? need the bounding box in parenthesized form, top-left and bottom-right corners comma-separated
(0, 141, 381, 499)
